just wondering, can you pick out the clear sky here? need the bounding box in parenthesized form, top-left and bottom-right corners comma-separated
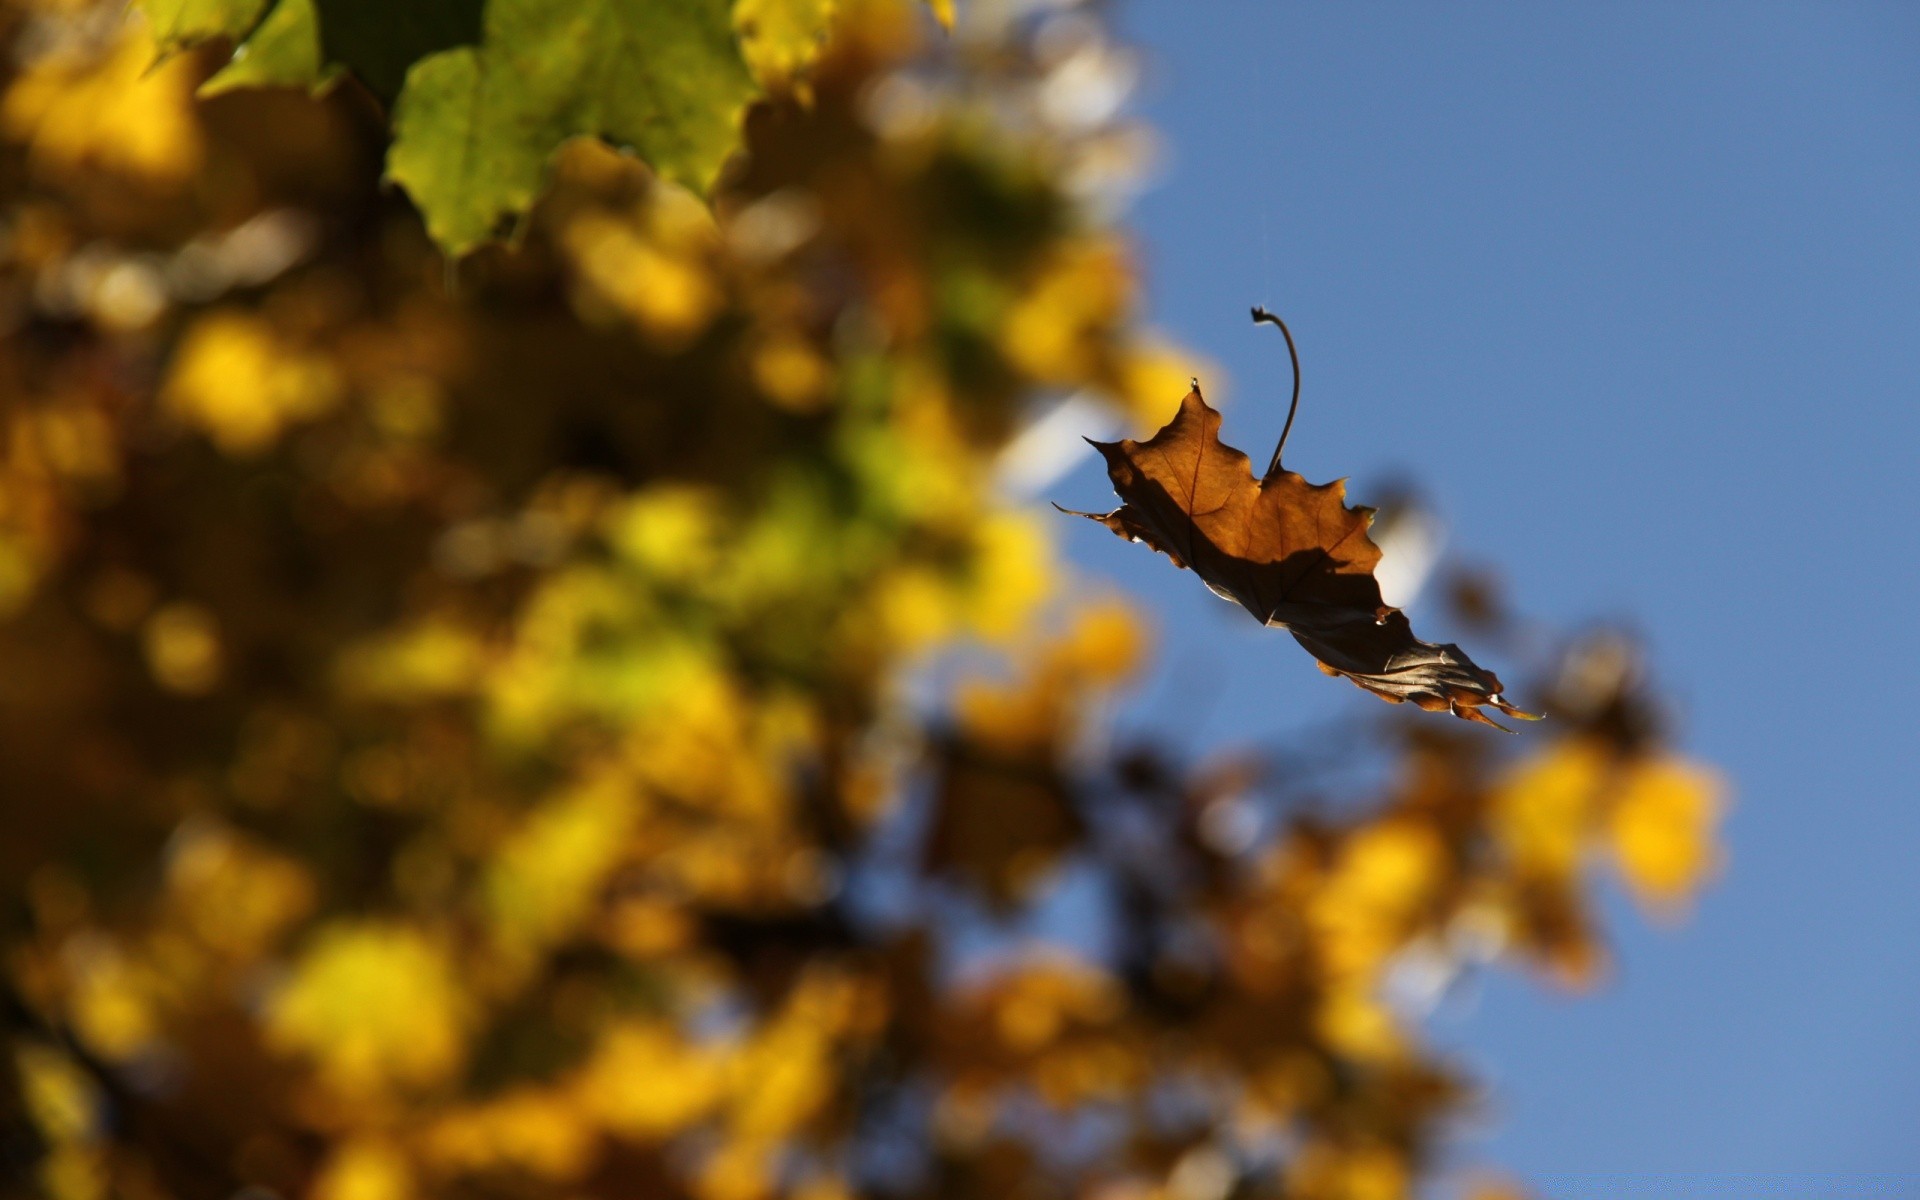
(1052, 2, 1920, 1193)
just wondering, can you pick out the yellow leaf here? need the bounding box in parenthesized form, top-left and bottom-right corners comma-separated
(162, 312, 343, 456)
(165, 821, 316, 956)
(424, 1089, 597, 1181)
(1492, 739, 1609, 881)
(750, 328, 836, 412)
(38, 1145, 106, 1200)
(311, 1138, 412, 1200)
(698, 1140, 774, 1200)
(67, 949, 159, 1060)
(15, 1043, 98, 1146)
(1054, 597, 1144, 685)
(335, 617, 487, 701)
(486, 772, 635, 956)
(0, 15, 203, 186)
(143, 602, 223, 695)
(559, 198, 723, 348)
(1000, 238, 1132, 385)
(872, 565, 960, 651)
(735, 0, 838, 92)
(579, 1023, 727, 1139)
(962, 511, 1055, 643)
(1112, 338, 1221, 432)
(1314, 982, 1403, 1061)
(609, 485, 727, 585)
(266, 923, 471, 1099)
(791, 1176, 857, 1200)
(1285, 1140, 1411, 1200)
(1312, 818, 1447, 979)
(1610, 755, 1725, 913)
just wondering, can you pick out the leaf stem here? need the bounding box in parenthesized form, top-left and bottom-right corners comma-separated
(1250, 306, 1301, 476)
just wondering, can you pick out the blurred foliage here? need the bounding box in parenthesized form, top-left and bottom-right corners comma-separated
(0, 2, 1723, 1199)
(139, 0, 951, 252)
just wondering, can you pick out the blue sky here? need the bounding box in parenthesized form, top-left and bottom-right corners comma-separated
(1052, 2, 1920, 1192)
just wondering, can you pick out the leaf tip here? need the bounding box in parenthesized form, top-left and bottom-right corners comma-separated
(1453, 702, 1516, 733)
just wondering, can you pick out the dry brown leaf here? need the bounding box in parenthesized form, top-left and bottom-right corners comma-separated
(1062, 385, 1537, 729)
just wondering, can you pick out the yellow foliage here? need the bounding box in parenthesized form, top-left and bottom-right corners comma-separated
(0, 2, 1724, 1197)
(424, 1089, 598, 1181)
(1610, 755, 1725, 913)
(66, 947, 159, 1060)
(1290, 1142, 1410, 1200)
(165, 821, 316, 956)
(727, 1018, 835, 1142)
(143, 602, 224, 695)
(609, 485, 727, 585)
(1001, 239, 1134, 385)
(310, 1138, 413, 1200)
(1031, 1039, 1138, 1106)
(335, 617, 487, 701)
(1053, 596, 1146, 685)
(578, 1023, 728, 1139)
(266, 924, 471, 1099)
(14, 1045, 108, 1200)
(487, 771, 636, 957)
(1114, 340, 1221, 431)
(1492, 739, 1608, 881)
(726, 969, 863, 1142)
(16, 1043, 98, 1146)
(984, 959, 1121, 1051)
(559, 191, 725, 348)
(873, 565, 961, 651)
(21, 404, 119, 484)
(0, 15, 203, 185)
(791, 1176, 858, 1200)
(603, 894, 697, 957)
(162, 312, 343, 456)
(484, 565, 677, 739)
(751, 327, 837, 411)
(953, 599, 1145, 755)
(38, 1144, 107, 1200)
(964, 511, 1056, 643)
(1314, 982, 1403, 1062)
(1496, 740, 1726, 917)
(735, 0, 838, 92)
(0, 535, 39, 616)
(1312, 818, 1447, 979)
(697, 1140, 775, 1200)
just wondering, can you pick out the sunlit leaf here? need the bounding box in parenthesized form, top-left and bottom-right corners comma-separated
(386, 0, 756, 254)
(1610, 755, 1724, 913)
(267, 924, 471, 1098)
(198, 0, 330, 96)
(734, 0, 837, 92)
(1066, 385, 1536, 726)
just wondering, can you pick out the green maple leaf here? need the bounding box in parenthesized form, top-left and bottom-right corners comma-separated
(386, 0, 755, 255)
(140, 0, 942, 255)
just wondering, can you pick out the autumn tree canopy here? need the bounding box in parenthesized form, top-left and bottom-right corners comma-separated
(0, 2, 1721, 1199)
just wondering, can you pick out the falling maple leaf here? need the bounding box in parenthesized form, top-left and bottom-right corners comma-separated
(1061, 382, 1537, 729)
